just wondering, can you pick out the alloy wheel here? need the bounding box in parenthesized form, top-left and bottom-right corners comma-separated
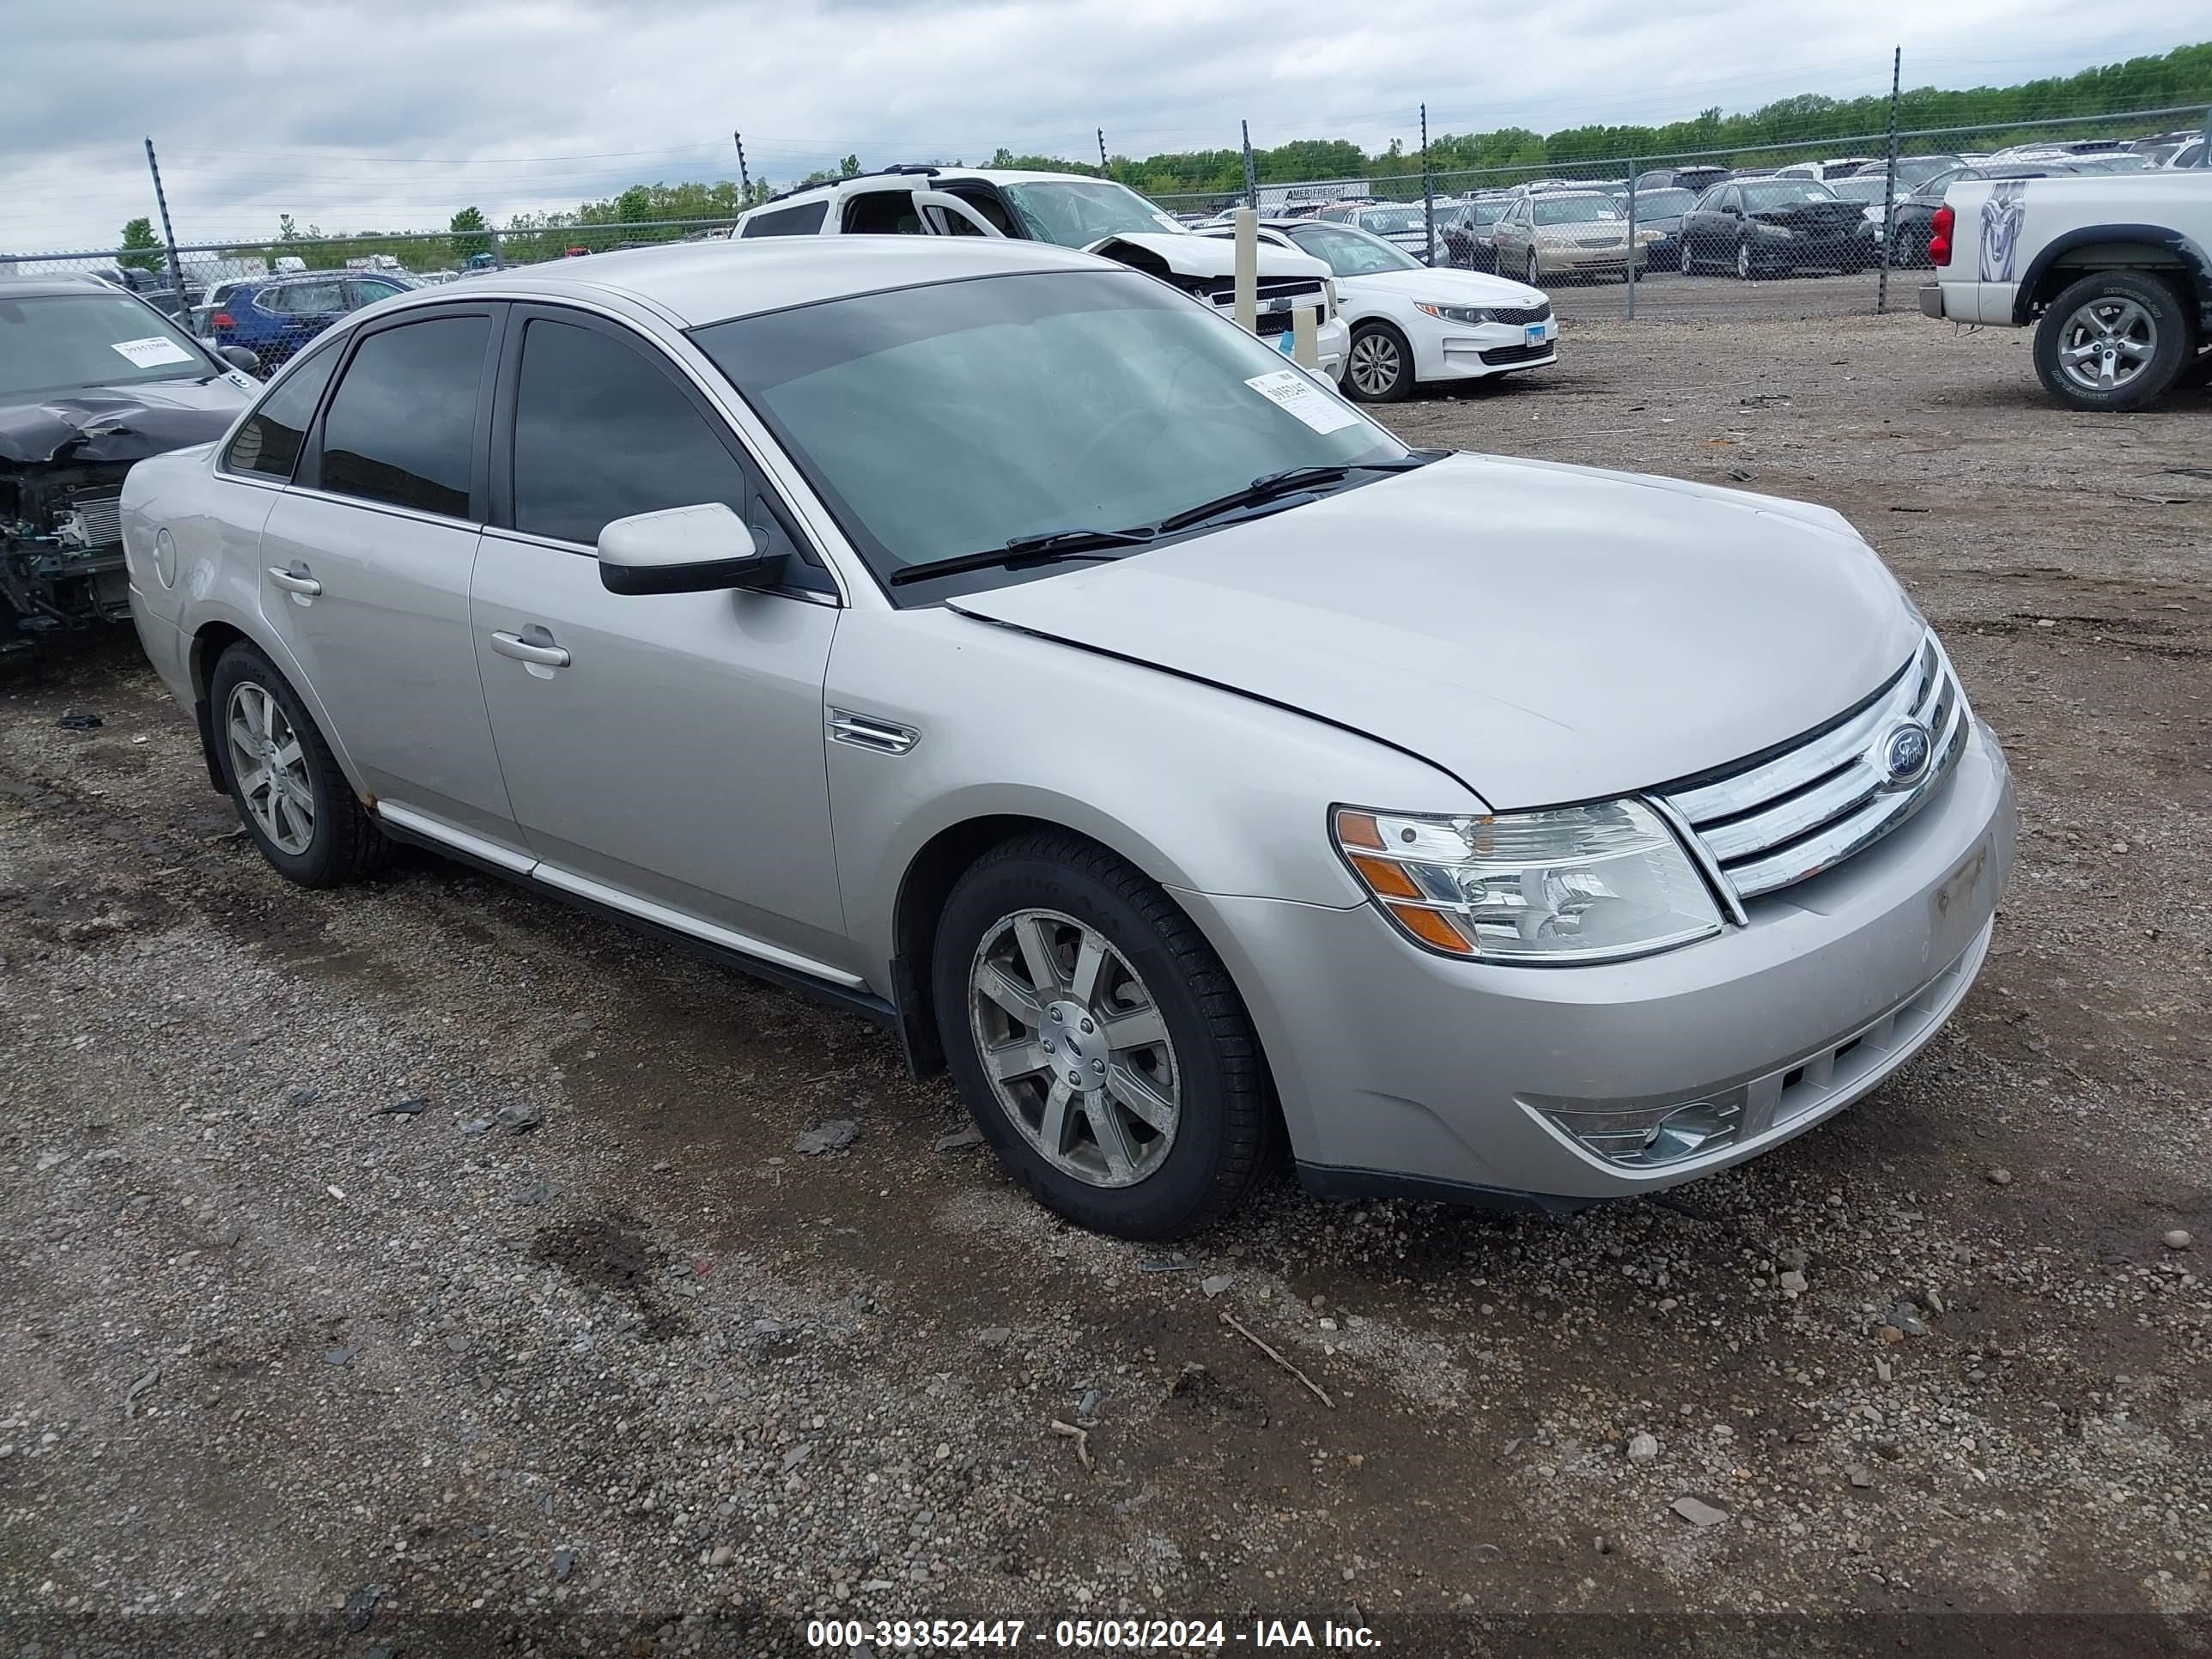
(1526, 251, 1540, 286)
(225, 680, 315, 855)
(2056, 296, 2157, 393)
(1346, 331, 1403, 398)
(966, 908, 1181, 1189)
(1736, 240, 1753, 280)
(1680, 240, 1693, 274)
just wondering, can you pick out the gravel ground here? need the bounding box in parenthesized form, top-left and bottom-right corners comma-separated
(2, 308, 2208, 1658)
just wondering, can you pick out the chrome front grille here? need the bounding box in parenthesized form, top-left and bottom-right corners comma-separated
(1656, 633, 1968, 902)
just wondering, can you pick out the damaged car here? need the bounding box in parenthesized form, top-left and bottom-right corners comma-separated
(2, 275, 258, 641)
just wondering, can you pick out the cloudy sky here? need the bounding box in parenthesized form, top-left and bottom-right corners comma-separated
(5, 0, 2204, 253)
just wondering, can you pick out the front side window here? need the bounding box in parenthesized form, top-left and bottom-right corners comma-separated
(319, 314, 489, 518)
(738, 201, 827, 239)
(224, 338, 342, 479)
(0, 290, 216, 398)
(695, 270, 1401, 595)
(510, 318, 753, 546)
(1353, 207, 1425, 235)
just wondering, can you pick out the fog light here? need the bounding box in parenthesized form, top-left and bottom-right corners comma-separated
(1532, 1091, 1744, 1168)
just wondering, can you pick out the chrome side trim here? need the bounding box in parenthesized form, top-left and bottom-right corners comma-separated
(827, 708, 920, 756)
(374, 800, 535, 873)
(530, 863, 868, 988)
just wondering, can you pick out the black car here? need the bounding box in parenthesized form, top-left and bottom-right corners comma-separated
(1, 276, 258, 639)
(1620, 186, 1699, 268)
(1886, 163, 2077, 267)
(1677, 179, 1872, 278)
(1634, 165, 1729, 196)
(1443, 197, 1511, 270)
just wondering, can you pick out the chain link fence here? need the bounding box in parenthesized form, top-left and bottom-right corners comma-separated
(1152, 103, 2209, 322)
(3, 101, 2203, 366)
(1, 219, 739, 378)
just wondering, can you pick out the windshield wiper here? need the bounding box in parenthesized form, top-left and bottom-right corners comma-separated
(1151, 453, 1440, 535)
(886, 526, 1156, 587)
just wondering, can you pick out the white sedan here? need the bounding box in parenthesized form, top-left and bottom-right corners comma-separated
(1206, 218, 1555, 402)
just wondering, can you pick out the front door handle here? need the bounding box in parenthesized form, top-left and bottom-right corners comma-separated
(267, 565, 321, 596)
(489, 629, 570, 669)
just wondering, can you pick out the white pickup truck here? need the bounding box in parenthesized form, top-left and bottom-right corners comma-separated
(1918, 170, 2212, 410)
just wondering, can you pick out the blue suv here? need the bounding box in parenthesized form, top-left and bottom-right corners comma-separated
(204, 271, 415, 370)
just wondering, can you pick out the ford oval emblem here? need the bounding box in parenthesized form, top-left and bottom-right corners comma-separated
(1881, 720, 1933, 787)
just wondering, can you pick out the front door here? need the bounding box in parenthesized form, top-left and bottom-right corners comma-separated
(258, 305, 521, 855)
(471, 307, 850, 971)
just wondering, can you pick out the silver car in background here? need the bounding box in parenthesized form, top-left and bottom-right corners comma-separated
(122, 237, 2014, 1237)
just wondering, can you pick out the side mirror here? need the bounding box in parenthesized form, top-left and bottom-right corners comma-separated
(219, 344, 261, 374)
(597, 501, 784, 596)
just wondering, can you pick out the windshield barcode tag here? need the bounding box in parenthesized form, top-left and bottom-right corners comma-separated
(111, 336, 196, 368)
(1244, 369, 1361, 434)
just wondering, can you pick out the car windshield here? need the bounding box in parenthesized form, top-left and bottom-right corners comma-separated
(1355, 208, 1425, 234)
(0, 291, 215, 399)
(1534, 197, 1623, 226)
(1629, 189, 1696, 218)
(996, 180, 1174, 246)
(1827, 177, 1893, 203)
(1741, 181, 1839, 210)
(693, 270, 1401, 592)
(1892, 156, 1960, 185)
(1470, 201, 1510, 223)
(1287, 223, 1420, 274)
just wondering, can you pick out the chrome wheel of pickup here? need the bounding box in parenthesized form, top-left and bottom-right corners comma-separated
(967, 907, 1180, 1188)
(226, 680, 315, 855)
(2055, 295, 2156, 393)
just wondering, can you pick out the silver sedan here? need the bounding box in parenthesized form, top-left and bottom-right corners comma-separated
(123, 237, 2014, 1237)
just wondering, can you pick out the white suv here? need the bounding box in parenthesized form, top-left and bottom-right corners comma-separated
(735, 167, 1349, 376)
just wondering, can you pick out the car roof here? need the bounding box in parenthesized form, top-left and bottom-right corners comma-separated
(0, 272, 181, 301)
(763, 167, 1133, 207)
(370, 236, 1115, 328)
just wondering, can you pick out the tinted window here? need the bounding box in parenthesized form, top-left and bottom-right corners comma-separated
(511, 319, 752, 546)
(319, 315, 488, 517)
(739, 202, 827, 238)
(224, 339, 342, 479)
(264, 280, 345, 315)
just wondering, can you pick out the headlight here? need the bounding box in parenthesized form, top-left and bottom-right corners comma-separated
(1414, 303, 1494, 325)
(1324, 277, 1340, 314)
(1334, 802, 1723, 964)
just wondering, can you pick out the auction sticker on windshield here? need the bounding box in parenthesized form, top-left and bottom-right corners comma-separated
(111, 336, 197, 369)
(1244, 368, 1361, 434)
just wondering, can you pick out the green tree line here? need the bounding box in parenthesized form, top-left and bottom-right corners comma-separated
(173, 40, 2208, 267)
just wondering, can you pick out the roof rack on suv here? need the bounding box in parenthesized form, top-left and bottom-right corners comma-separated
(757, 164, 944, 209)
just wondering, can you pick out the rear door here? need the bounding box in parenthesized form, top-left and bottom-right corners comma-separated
(258, 303, 523, 857)
(471, 305, 851, 970)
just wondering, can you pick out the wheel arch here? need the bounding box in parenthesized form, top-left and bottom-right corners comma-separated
(2014, 224, 2212, 326)
(185, 608, 365, 801)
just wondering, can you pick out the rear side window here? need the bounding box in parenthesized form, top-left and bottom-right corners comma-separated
(319, 314, 489, 518)
(223, 340, 342, 480)
(510, 318, 752, 545)
(739, 202, 827, 238)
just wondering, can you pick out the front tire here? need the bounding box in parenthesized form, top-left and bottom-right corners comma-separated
(1735, 240, 1756, 281)
(932, 832, 1274, 1238)
(210, 641, 389, 888)
(1343, 322, 1413, 403)
(2033, 270, 2192, 412)
(1525, 250, 1541, 287)
(1680, 238, 1694, 275)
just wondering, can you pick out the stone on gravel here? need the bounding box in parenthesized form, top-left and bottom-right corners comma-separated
(1777, 1270, 1808, 1297)
(781, 1443, 815, 1473)
(1627, 1432, 1660, 1463)
(1849, 1466, 1874, 1488)
(373, 1097, 426, 1117)
(35, 1152, 69, 1172)
(2164, 1230, 2192, 1250)
(456, 1116, 492, 1136)
(552, 1547, 576, 1583)
(976, 1327, 1013, 1348)
(324, 1346, 356, 1368)
(794, 1119, 859, 1155)
(495, 1103, 544, 1133)
(933, 1125, 984, 1152)
(1986, 1167, 2014, 1187)
(1671, 1496, 1729, 1528)
(1201, 1274, 1234, 1297)
(284, 1085, 320, 1107)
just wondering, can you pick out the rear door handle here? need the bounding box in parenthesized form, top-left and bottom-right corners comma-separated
(489, 629, 570, 668)
(267, 565, 321, 596)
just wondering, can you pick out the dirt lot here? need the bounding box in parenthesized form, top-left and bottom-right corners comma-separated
(3, 307, 2208, 1658)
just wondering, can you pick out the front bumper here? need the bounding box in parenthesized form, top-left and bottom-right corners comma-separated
(1178, 720, 2015, 1206)
(1423, 317, 1559, 382)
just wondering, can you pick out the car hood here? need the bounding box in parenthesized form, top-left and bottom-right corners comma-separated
(1749, 201, 1868, 230)
(1087, 231, 1330, 282)
(1340, 267, 1547, 307)
(0, 376, 252, 466)
(946, 453, 1921, 809)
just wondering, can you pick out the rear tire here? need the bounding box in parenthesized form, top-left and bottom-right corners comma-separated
(931, 833, 1275, 1238)
(2033, 270, 2193, 412)
(210, 641, 389, 888)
